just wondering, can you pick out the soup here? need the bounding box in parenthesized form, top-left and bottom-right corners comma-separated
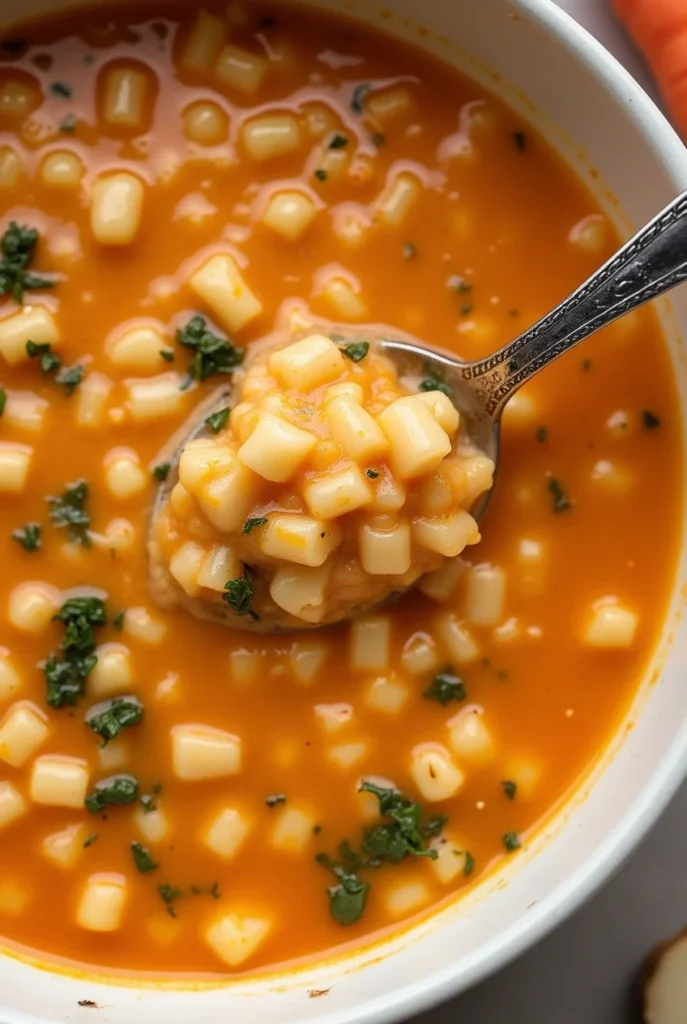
(0, 0, 681, 977)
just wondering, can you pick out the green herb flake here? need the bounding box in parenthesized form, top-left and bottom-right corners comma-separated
(190, 882, 220, 899)
(503, 831, 521, 853)
(366, 468, 379, 479)
(0, 223, 54, 303)
(223, 570, 258, 620)
(448, 274, 471, 294)
(112, 611, 125, 631)
(359, 782, 439, 865)
(402, 242, 417, 260)
(422, 815, 448, 839)
(85, 774, 139, 814)
(54, 363, 84, 396)
(46, 479, 91, 546)
(464, 850, 475, 876)
(12, 522, 41, 552)
(642, 409, 661, 430)
(205, 407, 230, 434)
(176, 314, 243, 383)
(131, 841, 159, 874)
(371, 131, 385, 147)
(351, 82, 370, 113)
(45, 596, 106, 709)
(140, 794, 157, 813)
(243, 516, 268, 535)
(86, 696, 143, 746)
(419, 361, 452, 398)
(327, 871, 369, 926)
(424, 669, 466, 706)
(159, 348, 175, 362)
(313, 824, 322, 836)
(328, 133, 348, 149)
(59, 113, 77, 133)
(152, 462, 171, 482)
(535, 425, 547, 443)
(0, 387, 6, 416)
(582, 358, 592, 372)
(548, 477, 572, 514)
(342, 341, 369, 362)
(158, 883, 183, 917)
(266, 793, 287, 808)
(83, 832, 97, 849)
(501, 780, 517, 800)
(314, 168, 328, 182)
(26, 340, 61, 374)
(512, 131, 527, 151)
(50, 81, 73, 99)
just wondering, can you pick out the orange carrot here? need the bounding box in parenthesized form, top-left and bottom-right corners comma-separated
(613, 0, 687, 136)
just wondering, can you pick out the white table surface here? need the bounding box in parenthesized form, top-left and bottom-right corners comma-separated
(411, 4, 687, 1022)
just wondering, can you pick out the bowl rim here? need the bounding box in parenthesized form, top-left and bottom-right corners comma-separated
(305, 1, 687, 1021)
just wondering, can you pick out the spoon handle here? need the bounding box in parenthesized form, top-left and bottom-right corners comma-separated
(463, 190, 687, 416)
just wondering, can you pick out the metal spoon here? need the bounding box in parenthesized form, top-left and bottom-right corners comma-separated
(380, 188, 687, 520)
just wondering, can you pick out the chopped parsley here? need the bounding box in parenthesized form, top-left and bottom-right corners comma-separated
(59, 113, 77, 133)
(54, 363, 84, 396)
(223, 570, 258, 620)
(46, 479, 91, 545)
(158, 883, 184, 917)
(423, 669, 466, 705)
(152, 462, 171, 482)
(0, 223, 54, 303)
(26, 340, 61, 373)
(642, 409, 661, 430)
(448, 274, 472, 295)
(0, 387, 5, 416)
(548, 477, 572, 514)
(464, 850, 475, 876)
(50, 81, 73, 99)
(83, 832, 97, 848)
(112, 611, 125, 631)
(326, 869, 369, 926)
(140, 794, 157, 814)
(205, 407, 230, 434)
(176, 314, 243, 383)
(266, 793, 287, 808)
(328, 133, 348, 149)
(243, 516, 268, 535)
(85, 696, 143, 746)
(45, 596, 106, 709)
(419, 361, 452, 398)
(314, 168, 328, 181)
(12, 522, 41, 552)
(422, 815, 448, 839)
(351, 82, 370, 113)
(190, 882, 221, 899)
(341, 341, 369, 362)
(131, 841, 159, 874)
(535, 425, 547, 443)
(85, 774, 139, 813)
(366, 468, 379, 479)
(371, 131, 385, 147)
(402, 242, 417, 260)
(512, 130, 527, 151)
(503, 831, 521, 852)
(160, 348, 175, 362)
(501, 780, 517, 800)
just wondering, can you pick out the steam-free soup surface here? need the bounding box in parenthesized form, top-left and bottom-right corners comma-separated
(0, 1, 681, 976)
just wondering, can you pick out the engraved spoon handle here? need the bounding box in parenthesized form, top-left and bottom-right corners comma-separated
(463, 190, 687, 416)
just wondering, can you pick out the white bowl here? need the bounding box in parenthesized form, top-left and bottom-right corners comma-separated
(2, 1, 687, 1022)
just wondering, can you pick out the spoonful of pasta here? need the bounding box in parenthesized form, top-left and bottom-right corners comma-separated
(149, 189, 687, 632)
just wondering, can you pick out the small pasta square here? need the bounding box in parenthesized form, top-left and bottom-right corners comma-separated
(0, 781, 27, 830)
(203, 807, 252, 859)
(41, 823, 86, 869)
(189, 253, 263, 335)
(0, 306, 59, 366)
(269, 335, 345, 391)
(0, 701, 49, 767)
(377, 396, 451, 479)
(204, 912, 272, 967)
(259, 514, 341, 567)
(172, 724, 242, 781)
(350, 616, 391, 672)
(260, 190, 319, 241)
(215, 44, 268, 94)
(91, 172, 145, 246)
(238, 413, 316, 482)
(30, 755, 90, 808)
(0, 443, 33, 493)
(269, 806, 316, 853)
(241, 112, 301, 161)
(76, 873, 128, 932)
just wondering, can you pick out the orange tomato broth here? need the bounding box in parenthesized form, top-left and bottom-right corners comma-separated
(0, 0, 682, 977)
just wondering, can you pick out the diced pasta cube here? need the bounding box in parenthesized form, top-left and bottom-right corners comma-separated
(0, 701, 49, 767)
(410, 743, 464, 801)
(40, 150, 84, 188)
(328, 740, 369, 770)
(303, 465, 373, 519)
(413, 510, 480, 557)
(198, 466, 263, 534)
(229, 648, 262, 687)
(415, 390, 460, 436)
(428, 835, 470, 884)
(359, 520, 411, 576)
(42, 823, 86, 869)
(88, 643, 132, 697)
(76, 873, 127, 932)
(374, 172, 422, 228)
(302, 101, 338, 138)
(125, 372, 186, 421)
(90, 517, 137, 555)
(356, 774, 397, 821)
(0, 442, 32, 493)
(326, 394, 389, 462)
(238, 413, 316, 482)
(172, 724, 242, 781)
(0, 147, 24, 188)
(583, 599, 638, 648)
(183, 101, 229, 146)
(436, 613, 480, 665)
(568, 213, 607, 254)
(204, 912, 271, 967)
(216, 43, 268, 93)
(0, 781, 27, 831)
(269, 806, 316, 853)
(0, 877, 31, 915)
(2, 390, 49, 435)
(385, 881, 430, 917)
(315, 274, 367, 320)
(181, 11, 227, 73)
(315, 702, 353, 733)
(190, 253, 263, 334)
(590, 458, 634, 496)
(241, 112, 301, 161)
(260, 514, 341, 567)
(289, 641, 327, 686)
(324, 382, 364, 404)
(132, 806, 170, 844)
(261, 190, 319, 240)
(76, 372, 113, 428)
(0, 78, 39, 119)
(269, 335, 345, 391)
(178, 441, 234, 492)
(198, 545, 242, 592)
(364, 675, 410, 714)
(501, 391, 538, 429)
(122, 607, 167, 646)
(400, 632, 440, 674)
(98, 738, 131, 773)
(8, 582, 60, 634)
(91, 172, 145, 245)
(418, 558, 465, 601)
(102, 66, 149, 129)
(0, 654, 21, 703)
(463, 454, 495, 507)
(378, 396, 451, 479)
(30, 755, 90, 808)
(203, 807, 251, 859)
(464, 564, 506, 626)
(350, 616, 390, 672)
(104, 447, 148, 500)
(501, 753, 543, 800)
(270, 564, 330, 623)
(370, 472, 407, 513)
(169, 541, 206, 598)
(447, 707, 495, 764)
(0, 306, 59, 366)
(365, 85, 415, 122)
(107, 324, 169, 371)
